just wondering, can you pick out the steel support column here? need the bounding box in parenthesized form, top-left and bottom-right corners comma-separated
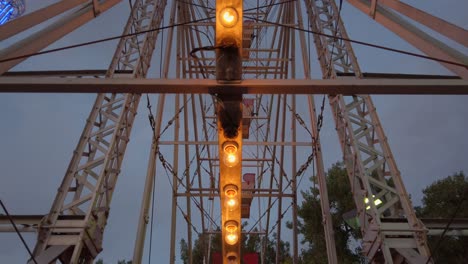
(30, 0, 167, 262)
(306, 0, 432, 262)
(0, 0, 121, 74)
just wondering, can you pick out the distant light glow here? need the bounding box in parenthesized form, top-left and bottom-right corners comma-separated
(364, 195, 383, 210)
(0, 0, 26, 25)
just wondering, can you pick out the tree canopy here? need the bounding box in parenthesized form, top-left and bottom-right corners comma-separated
(295, 162, 361, 264)
(178, 167, 468, 263)
(415, 171, 468, 263)
(180, 225, 292, 264)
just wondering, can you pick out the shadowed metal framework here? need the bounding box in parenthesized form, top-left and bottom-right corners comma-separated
(0, 0, 467, 263)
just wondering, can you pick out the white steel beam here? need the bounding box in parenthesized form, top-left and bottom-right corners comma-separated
(307, 0, 433, 262)
(0, 0, 91, 41)
(0, 77, 466, 94)
(376, 0, 468, 47)
(347, 0, 468, 79)
(0, 0, 121, 74)
(30, 0, 167, 262)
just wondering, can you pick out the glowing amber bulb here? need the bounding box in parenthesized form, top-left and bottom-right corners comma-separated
(364, 195, 383, 210)
(224, 184, 239, 211)
(219, 7, 238, 28)
(226, 198, 238, 210)
(223, 141, 239, 167)
(224, 220, 239, 245)
(225, 233, 238, 245)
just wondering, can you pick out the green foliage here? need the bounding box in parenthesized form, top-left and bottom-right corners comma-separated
(296, 162, 361, 264)
(416, 171, 468, 264)
(180, 224, 292, 263)
(263, 234, 292, 264)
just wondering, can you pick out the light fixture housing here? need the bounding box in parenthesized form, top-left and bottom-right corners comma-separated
(224, 184, 239, 211)
(226, 253, 238, 263)
(224, 220, 239, 245)
(222, 141, 240, 167)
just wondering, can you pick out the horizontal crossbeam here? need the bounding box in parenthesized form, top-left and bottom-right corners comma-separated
(0, 77, 467, 94)
(3, 215, 468, 236)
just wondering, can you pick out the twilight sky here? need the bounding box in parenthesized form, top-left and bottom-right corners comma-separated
(0, 0, 467, 263)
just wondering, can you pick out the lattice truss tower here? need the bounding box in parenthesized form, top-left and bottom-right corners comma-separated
(0, 0, 467, 263)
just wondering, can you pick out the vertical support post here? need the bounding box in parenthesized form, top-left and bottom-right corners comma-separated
(183, 94, 193, 264)
(132, 94, 166, 264)
(275, 95, 287, 264)
(295, 0, 338, 261)
(305, 0, 432, 262)
(307, 95, 338, 264)
(132, 0, 175, 259)
(31, 0, 168, 262)
(291, 95, 299, 264)
(171, 94, 181, 264)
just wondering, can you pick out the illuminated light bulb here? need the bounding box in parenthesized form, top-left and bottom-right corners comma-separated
(225, 233, 238, 245)
(223, 141, 239, 167)
(364, 195, 383, 210)
(225, 220, 239, 245)
(224, 184, 239, 211)
(226, 198, 238, 211)
(219, 7, 238, 28)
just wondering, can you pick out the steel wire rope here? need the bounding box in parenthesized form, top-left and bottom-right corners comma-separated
(148, 97, 222, 229)
(1, 3, 465, 69)
(241, 16, 468, 69)
(146, 94, 157, 264)
(247, 196, 280, 234)
(145, 95, 221, 234)
(0, 16, 216, 64)
(160, 155, 213, 234)
(256, 126, 280, 187)
(0, 1, 297, 65)
(0, 200, 38, 264)
(126, 1, 159, 262)
(267, 202, 294, 237)
(247, 93, 323, 236)
(286, 102, 313, 137)
(246, 148, 313, 234)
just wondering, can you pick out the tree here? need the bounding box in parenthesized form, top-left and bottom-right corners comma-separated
(262, 233, 292, 264)
(415, 171, 468, 263)
(180, 224, 292, 263)
(295, 162, 361, 264)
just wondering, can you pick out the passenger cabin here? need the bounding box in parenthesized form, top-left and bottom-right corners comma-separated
(241, 173, 255, 218)
(242, 20, 255, 59)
